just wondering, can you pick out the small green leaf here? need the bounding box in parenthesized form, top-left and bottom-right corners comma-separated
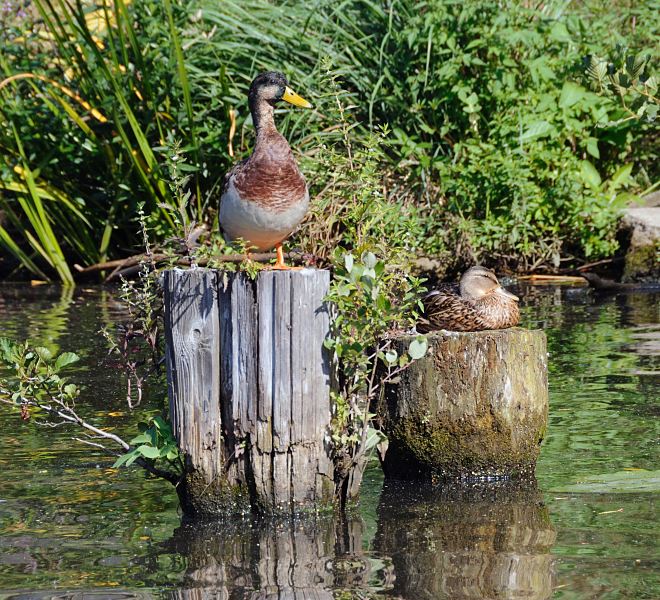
(559, 81, 586, 108)
(152, 416, 167, 430)
(34, 347, 53, 362)
(113, 449, 139, 468)
(344, 253, 354, 273)
(362, 252, 377, 269)
(520, 120, 555, 141)
(408, 336, 428, 360)
(130, 433, 152, 445)
(585, 137, 600, 159)
(54, 352, 80, 371)
(550, 21, 571, 43)
(0, 337, 17, 362)
(609, 164, 632, 190)
(384, 350, 398, 364)
(363, 426, 386, 453)
(136, 445, 161, 459)
(644, 104, 658, 121)
(580, 160, 602, 189)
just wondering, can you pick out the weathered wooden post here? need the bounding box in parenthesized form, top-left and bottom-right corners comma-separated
(163, 268, 335, 516)
(377, 329, 548, 480)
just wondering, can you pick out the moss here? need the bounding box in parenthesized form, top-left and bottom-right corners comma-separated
(388, 412, 542, 480)
(379, 329, 548, 481)
(177, 470, 251, 518)
(623, 241, 660, 282)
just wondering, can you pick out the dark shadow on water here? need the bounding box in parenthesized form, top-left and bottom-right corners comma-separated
(374, 478, 557, 600)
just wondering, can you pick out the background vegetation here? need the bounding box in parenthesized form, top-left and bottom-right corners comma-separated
(0, 0, 657, 282)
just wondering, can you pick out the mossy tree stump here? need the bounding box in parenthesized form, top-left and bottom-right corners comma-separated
(377, 329, 548, 480)
(163, 268, 335, 517)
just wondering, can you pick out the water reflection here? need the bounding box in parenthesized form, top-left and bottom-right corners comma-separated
(374, 479, 556, 600)
(161, 515, 379, 599)
(0, 284, 658, 598)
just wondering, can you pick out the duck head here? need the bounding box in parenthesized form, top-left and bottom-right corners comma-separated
(248, 72, 311, 130)
(459, 266, 519, 302)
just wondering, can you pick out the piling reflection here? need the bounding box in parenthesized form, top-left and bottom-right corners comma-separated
(374, 479, 556, 600)
(163, 514, 379, 599)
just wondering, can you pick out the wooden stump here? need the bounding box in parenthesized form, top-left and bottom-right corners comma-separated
(163, 268, 335, 517)
(378, 329, 548, 480)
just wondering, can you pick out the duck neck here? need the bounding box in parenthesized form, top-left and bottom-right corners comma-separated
(250, 97, 278, 142)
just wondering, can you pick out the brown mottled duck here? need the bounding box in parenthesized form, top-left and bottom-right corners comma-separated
(417, 266, 520, 333)
(219, 72, 312, 269)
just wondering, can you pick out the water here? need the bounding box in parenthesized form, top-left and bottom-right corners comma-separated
(0, 282, 657, 599)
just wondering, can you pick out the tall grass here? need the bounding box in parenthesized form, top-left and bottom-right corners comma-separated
(0, 0, 656, 280)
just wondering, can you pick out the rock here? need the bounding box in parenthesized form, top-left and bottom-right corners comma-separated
(377, 329, 548, 480)
(621, 207, 660, 283)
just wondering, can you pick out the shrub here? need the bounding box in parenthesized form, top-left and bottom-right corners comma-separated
(0, 0, 656, 281)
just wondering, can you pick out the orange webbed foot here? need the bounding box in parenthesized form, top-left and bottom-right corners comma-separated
(269, 243, 304, 271)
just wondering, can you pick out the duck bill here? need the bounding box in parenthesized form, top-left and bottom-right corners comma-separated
(495, 286, 519, 301)
(282, 86, 312, 108)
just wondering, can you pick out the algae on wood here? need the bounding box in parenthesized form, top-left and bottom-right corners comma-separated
(378, 328, 548, 480)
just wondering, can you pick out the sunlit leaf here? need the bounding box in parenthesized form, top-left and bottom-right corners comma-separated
(344, 254, 354, 273)
(579, 160, 602, 189)
(559, 81, 586, 108)
(408, 336, 428, 360)
(136, 445, 161, 459)
(54, 352, 80, 371)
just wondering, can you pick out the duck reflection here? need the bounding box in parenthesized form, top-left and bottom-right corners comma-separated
(164, 514, 379, 599)
(374, 478, 556, 600)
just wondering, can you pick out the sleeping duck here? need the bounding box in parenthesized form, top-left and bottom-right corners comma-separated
(220, 71, 312, 269)
(417, 266, 520, 333)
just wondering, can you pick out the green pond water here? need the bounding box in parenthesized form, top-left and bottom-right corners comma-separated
(0, 282, 657, 599)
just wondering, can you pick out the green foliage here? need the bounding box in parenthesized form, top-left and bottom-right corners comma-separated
(113, 415, 182, 471)
(0, 336, 80, 411)
(325, 250, 427, 472)
(0, 0, 657, 281)
(0, 333, 181, 482)
(297, 66, 420, 261)
(356, 0, 656, 267)
(584, 48, 658, 124)
(0, 0, 205, 280)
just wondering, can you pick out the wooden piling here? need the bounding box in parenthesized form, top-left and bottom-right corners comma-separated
(163, 268, 335, 517)
(377, 328, 548, 480)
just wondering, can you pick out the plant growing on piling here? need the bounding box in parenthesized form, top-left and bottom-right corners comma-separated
(325, 251, 427, 504)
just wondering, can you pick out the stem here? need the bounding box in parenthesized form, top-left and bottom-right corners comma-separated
(0, 394, 179, 485)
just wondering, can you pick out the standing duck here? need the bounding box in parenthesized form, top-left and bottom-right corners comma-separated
(220, 71, 312, 269)
(417, 266, 520, 333)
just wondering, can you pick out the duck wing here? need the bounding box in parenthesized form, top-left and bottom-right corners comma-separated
(417, 289, 489, 333)
(221, 158, 249, 197)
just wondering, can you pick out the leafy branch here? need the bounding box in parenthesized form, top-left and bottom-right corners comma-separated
(584, 50, 658, 123)
(0, 336, 181, 484)
(325, 251, 427, 496)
